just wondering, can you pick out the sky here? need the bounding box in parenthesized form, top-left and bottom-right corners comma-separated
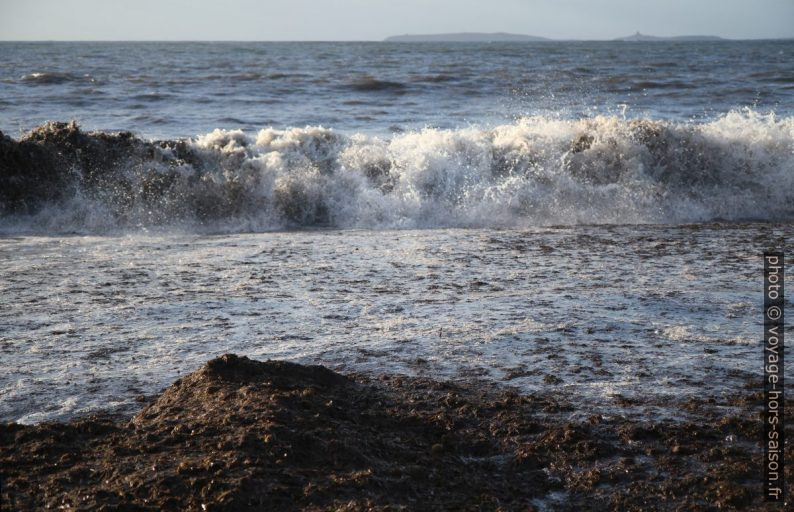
(0, 0, 792, 41)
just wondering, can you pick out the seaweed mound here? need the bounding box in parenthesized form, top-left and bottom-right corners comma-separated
(0, 354, 790, 511)
(0, 354, 550, 511)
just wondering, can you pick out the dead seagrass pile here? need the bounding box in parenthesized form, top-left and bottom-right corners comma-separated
(1, 354, 791, 511)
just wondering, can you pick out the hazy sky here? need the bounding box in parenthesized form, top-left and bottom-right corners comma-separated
(1, 0, 792, 41)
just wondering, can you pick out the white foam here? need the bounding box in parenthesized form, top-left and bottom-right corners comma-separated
(3, 110, 793, 234)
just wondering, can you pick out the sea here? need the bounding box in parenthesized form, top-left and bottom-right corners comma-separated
(0, 41, 792, 423)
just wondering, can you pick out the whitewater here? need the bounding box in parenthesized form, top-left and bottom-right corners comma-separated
(2, 111, 793, 234)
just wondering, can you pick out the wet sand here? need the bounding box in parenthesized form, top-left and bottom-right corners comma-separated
(1, 354, 790, 511)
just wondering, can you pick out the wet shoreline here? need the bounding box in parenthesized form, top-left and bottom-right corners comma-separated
(2, 226, 789, 425)
(2, 354, 791, 511)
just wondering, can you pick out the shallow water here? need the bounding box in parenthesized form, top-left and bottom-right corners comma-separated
(1, 224, 790, 423)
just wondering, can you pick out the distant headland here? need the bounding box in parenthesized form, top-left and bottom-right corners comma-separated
(384, 31, 729, 42)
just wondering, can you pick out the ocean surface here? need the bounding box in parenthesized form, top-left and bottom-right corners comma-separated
(1, 41, 793, 137)
(0, 41, 792, 423)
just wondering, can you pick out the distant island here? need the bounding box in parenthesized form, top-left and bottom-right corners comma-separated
(614, 31, 724, 41)
(384, 31, 730, 42)
(384, 32, 550, 42)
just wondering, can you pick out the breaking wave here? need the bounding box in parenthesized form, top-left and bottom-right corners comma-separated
(1, 110, 792, 233)
(19, 72, 96, 85)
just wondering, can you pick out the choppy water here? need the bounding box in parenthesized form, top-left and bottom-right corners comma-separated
(0, 41, 792, 423)
(1, 41, 793, 137)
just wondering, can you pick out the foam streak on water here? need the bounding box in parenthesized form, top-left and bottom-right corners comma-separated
(0, 225, 791, 424)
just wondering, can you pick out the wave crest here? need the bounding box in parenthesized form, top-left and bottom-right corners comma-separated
(1, 111, 792, 233)
(20, 72, 96, 85)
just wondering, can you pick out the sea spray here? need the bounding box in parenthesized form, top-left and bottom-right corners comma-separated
(1, 110, 792, 233)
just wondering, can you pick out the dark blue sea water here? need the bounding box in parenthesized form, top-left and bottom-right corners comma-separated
(1, 41, 792, 137)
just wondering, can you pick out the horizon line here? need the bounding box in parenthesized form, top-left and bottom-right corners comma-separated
(1, 37, 792, 43)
